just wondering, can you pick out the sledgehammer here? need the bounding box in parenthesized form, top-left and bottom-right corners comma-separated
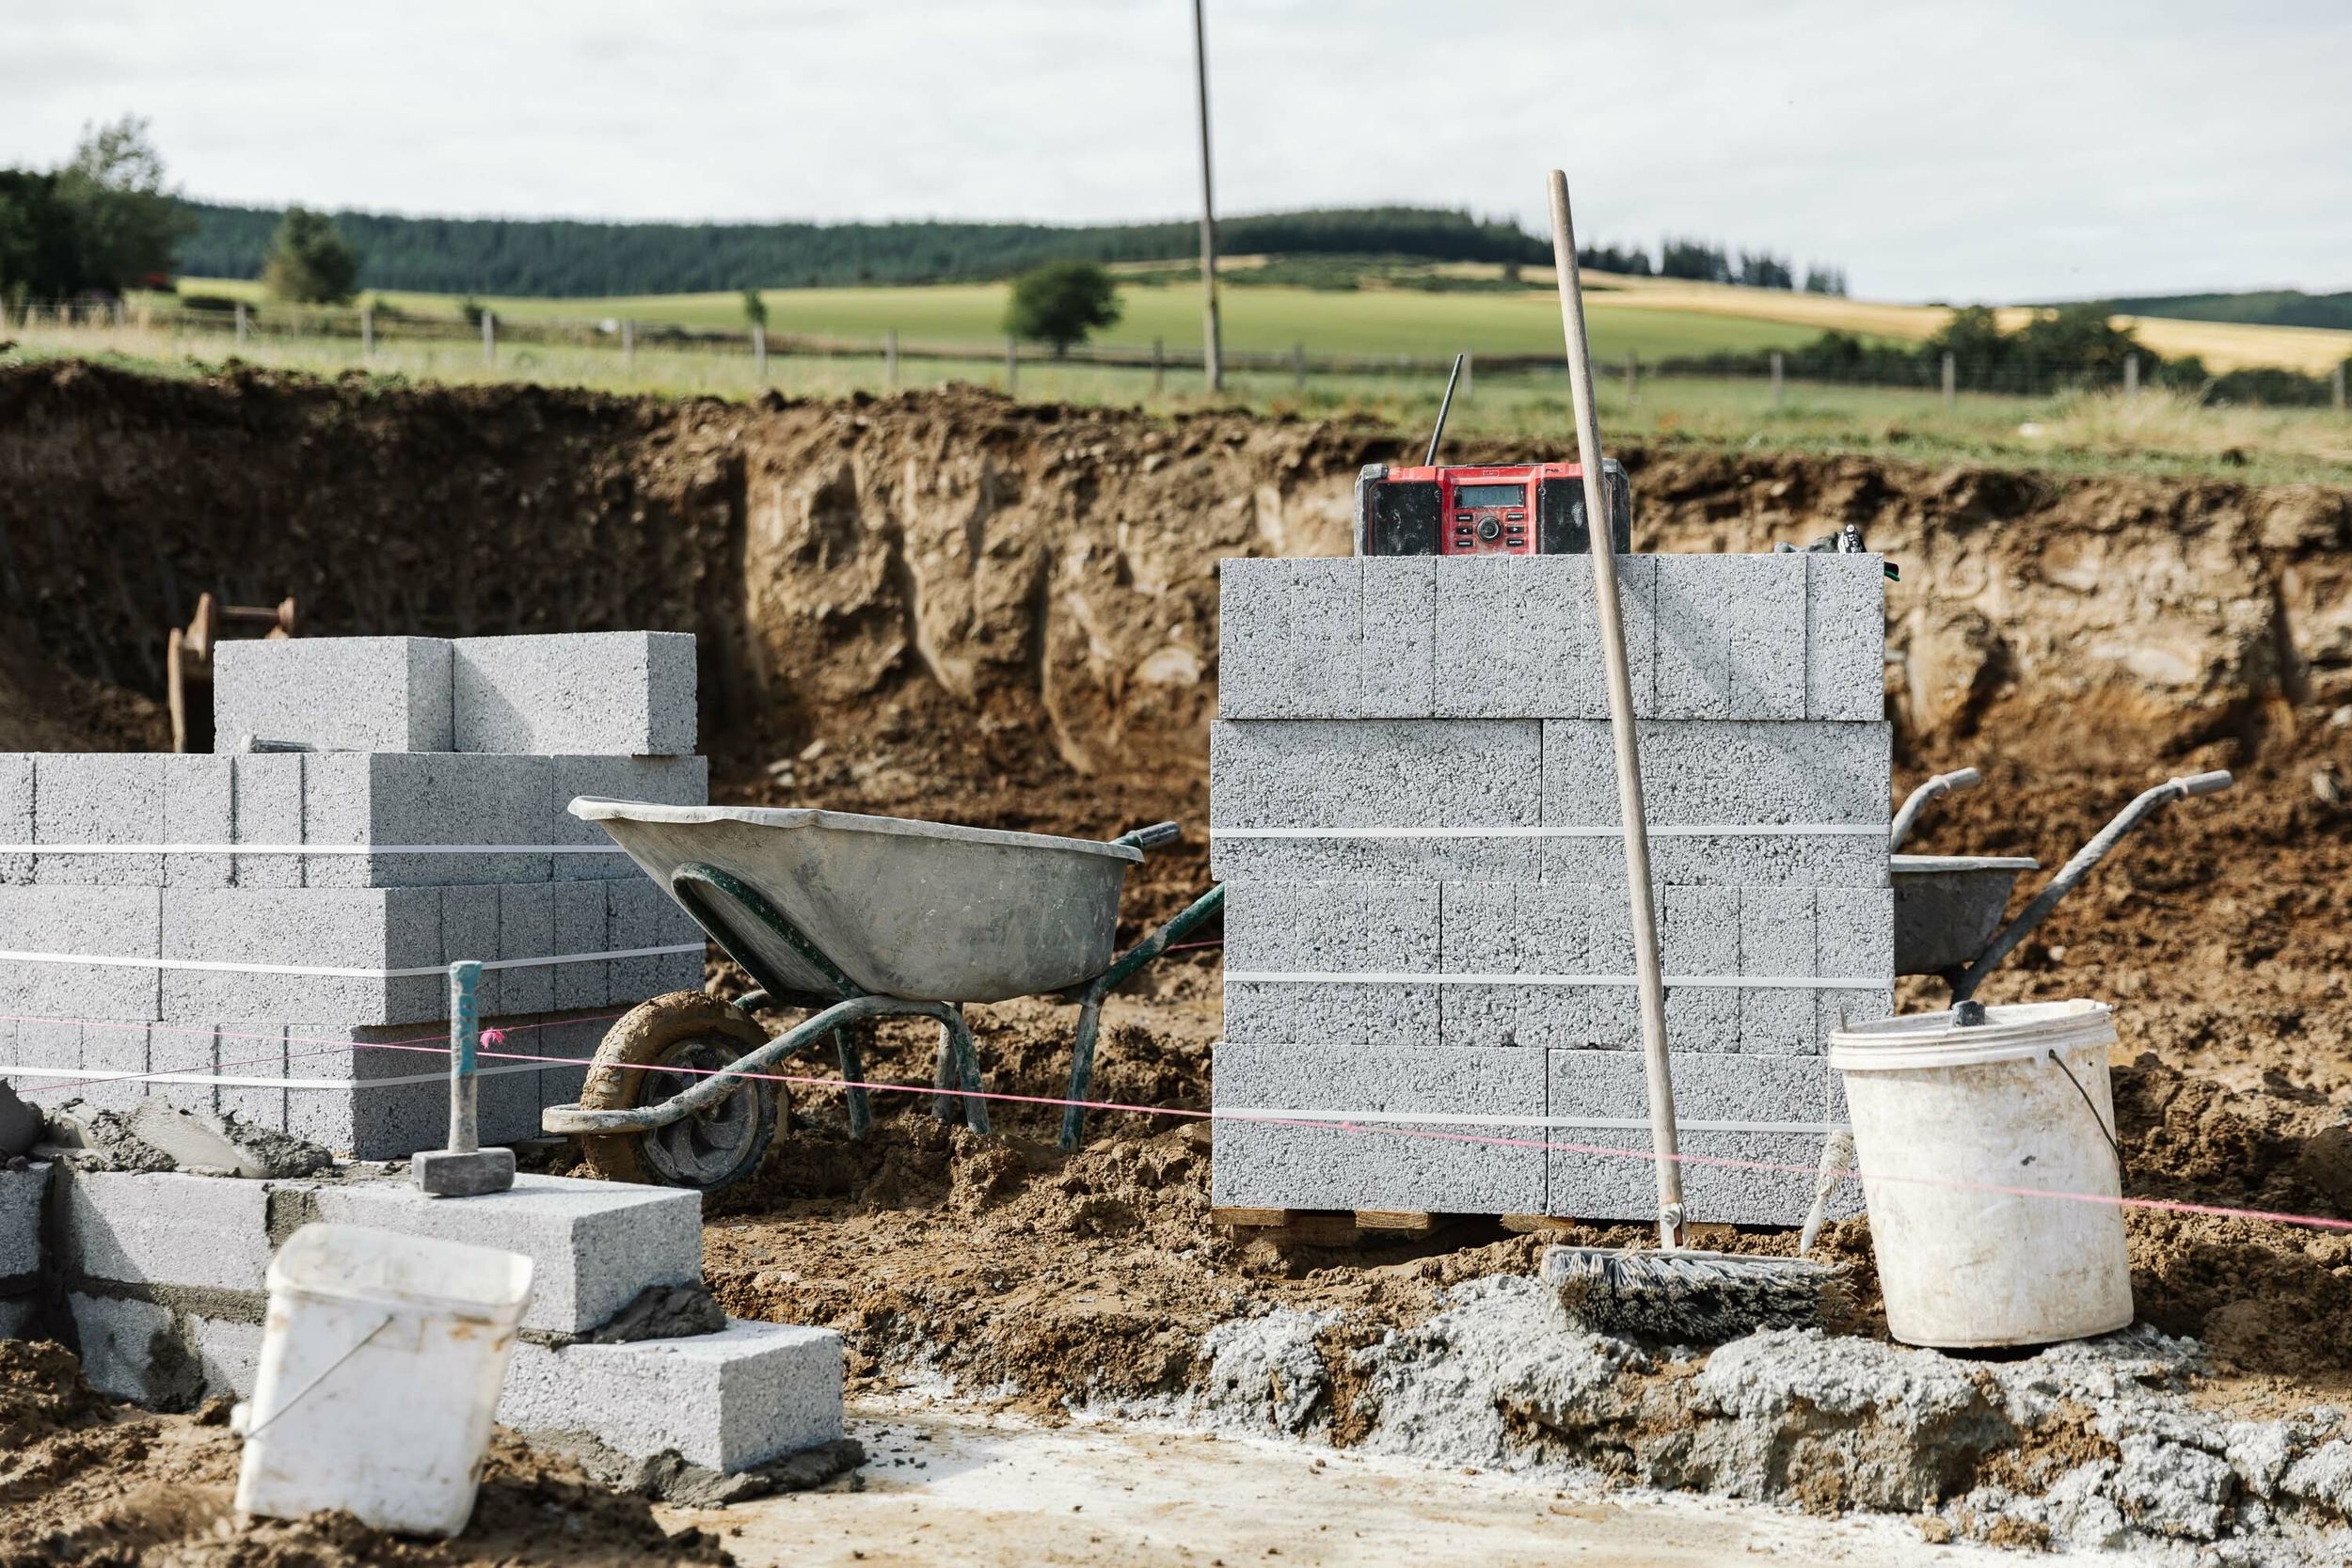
(413, 960, 516, 1196)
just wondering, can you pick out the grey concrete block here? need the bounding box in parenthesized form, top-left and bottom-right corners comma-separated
(1531, 555, 1658, 721)
(1210, 1039, 1545, 1214)
(161, 887, 443, 1026)
(1359, 558, 1436, 718)
(500, 883, 556, 1015)
(501, 1320, 843, 1471)
(60, 1168, 276, 1291)
(306, 1172, 702, 1335)
(0, 754, 32, 884)
(144, 1021, 216, 1117)
(284, 1073, 446, 1162)
(1654, 554, 1806, 721)
(441, 885, 502, 1016)
(36, 754, 165, 886)
(213, 636, 454, 753)
(1212, 832, 1540, 885)
(0, 886, 162, 1022)
(552, 883, 611, 1010)
(209, 1022, 288, 1130)
(608, 879, 704, 1004)
(532, 1011, 610, 1112)
(69, 1291, 262, 1405)
(1433, 557, 1550, 720)
(302, 752, 553, 887)
(1814, 883, 1896, 1046)
(230, 753, 303, 889)
(1806, 554, 1886, 721)
(1542, 719, 1890, 829)
(1216, 558, 1361, 720)
(453, 632, 697, 756)
(1536, 831, 1887, 888)
(1661, 884, 1740, 1046)
(548, 756, 708, 880)
(1739, 886, 1818, 1055)
(1544, 1049, 1851, 1226)
(0, 1295, 38, 1338)
(0, 1160, 50, 1284)
(163, 754, 233, 889)
(1221, 882, 1438, 1046)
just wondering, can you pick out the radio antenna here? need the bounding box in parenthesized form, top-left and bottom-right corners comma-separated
(1422, 352, 1466, 466)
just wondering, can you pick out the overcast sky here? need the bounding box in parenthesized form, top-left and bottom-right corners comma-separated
(8, 0, 2349, 302)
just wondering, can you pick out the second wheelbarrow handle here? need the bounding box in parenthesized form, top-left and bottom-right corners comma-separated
(1889, 767, 1983, 851)
(1951, 770, 2233, 1001)
(1115, 821, 1183, 852)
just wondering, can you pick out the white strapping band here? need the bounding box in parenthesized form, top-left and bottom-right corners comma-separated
(0, 843, 626, 855)
(1210, 824, 1883, 840)
(1224, 971, 1883, 990)
(0, 943, 701, 978)
(1215, 1107, 1832, 1133)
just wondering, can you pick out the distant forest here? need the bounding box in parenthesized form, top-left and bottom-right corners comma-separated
(2079, 289, 2352, 332)
(174, 199, 1846, 299)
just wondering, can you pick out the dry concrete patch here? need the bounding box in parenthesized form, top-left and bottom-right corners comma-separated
(1145, 1275, 2352, 1565)
(40, 1099, 333, 1179)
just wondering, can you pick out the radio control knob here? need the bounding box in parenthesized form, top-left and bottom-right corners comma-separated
(1477, 517, 1502, 542)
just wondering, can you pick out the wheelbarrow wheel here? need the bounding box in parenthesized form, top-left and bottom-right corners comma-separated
(578, 991, 786, 1191)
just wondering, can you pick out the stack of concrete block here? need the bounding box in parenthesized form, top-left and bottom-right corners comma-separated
(43, 1164, 842, 1474)
(0, 633, 710, 1158)
(1210, 552, 1890, 1226)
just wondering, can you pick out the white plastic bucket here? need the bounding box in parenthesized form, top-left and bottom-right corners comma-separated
(234, 1223, 534, 1537)
(1829, 1000, 2132, 1349)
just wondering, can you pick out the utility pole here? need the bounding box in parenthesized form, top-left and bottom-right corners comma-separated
(1192, 0, 1223, 392)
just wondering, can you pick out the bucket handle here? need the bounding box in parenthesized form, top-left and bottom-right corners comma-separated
(2045, 1049, 2122, 1168)
(232, 1313, 393, 1439)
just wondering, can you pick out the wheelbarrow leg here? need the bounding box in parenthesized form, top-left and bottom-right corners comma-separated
(1060, 882, 1226, 1151)
(927, 1007, 989, 1132)
(833, 1027, 871, 1139)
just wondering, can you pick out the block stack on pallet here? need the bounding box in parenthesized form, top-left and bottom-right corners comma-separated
(1209, 552, 1890, 1227)
(0, 632, 707, 1158)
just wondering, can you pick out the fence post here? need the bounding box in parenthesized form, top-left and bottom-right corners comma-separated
(482, 309, 496, 365)
(1462, 350, 1474, 401)
(1942, 351, 1956, 407)
(885, 328, 898, 386)
(1771, 349, 1785, 407)
(621, 318, 634, 368)
(1006, 335, 1018, 393)
(2334, 361, 2345, 413)
(753, 323, 766, 380)
(360, 305, 374, 356)
(1292, 341, 1305, 390)
(1152, 337, 1165, 394)
(2123, 353, 2138, 399)
(234, 300, 248, 349)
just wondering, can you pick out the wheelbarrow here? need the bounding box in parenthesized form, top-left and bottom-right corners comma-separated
(1889, 766, 2233, 998)
(540, 801, 1224, 1190)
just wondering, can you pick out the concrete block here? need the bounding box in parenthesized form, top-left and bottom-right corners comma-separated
(1216, 558, 1361, 721)
(0, 886, 162, 1022)
(1210, 1039, 1545, 1214)
(1433, 556, 1549, 720)
(213, 636, 454, 753)
(1221, 881, 1438, 1046)
(532, 1011, 610, 1112)
(69, 1291, 262, 1406)
(0, 753, 31, 884)
(453, 632, 697, 756)
(1544, 1049, 1851, 1226)
(306, 1172, 703, 1335)
(279, 1017, 466, 1159)
(0, 1295, 39, 1338)
(548, 756, 708, 880)
(1739, 886, 1818, 1055)
(143, 1021, 216, 1117)
(441, 884, 502, 1016)
(609, 879, 704, 1004)
(36, 753, 165, 886)
(552, 883, 611, 1010)
(1815, 884, 1897, 1043)
(210, 1022, 288, 1130)
(230, 752, 303, 889)
(163, 754, 233, 889)
(1535, 831, 1887, 888)
(501, 1320, 844, 1471)
(0, 1160, 49, 1286)
(60, 1168, 277, 1291)
(1661, 884, 1740, 1047)
(1209, 719, 1542, 884)
(0, 1021, 86, 1102)
(162, 886, 443, 1027)
(1653, 554, 1806, 721)
(1359, 558, 1436, 719)
(1542, 719, 1889, 830)
(500, 883, 556, 1015)
(1531, 555, 1658, 721)
(1806, 554, 1886, 721)
(302, 752, 552, 887)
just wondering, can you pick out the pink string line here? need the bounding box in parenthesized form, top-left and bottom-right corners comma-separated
(13, 1008, 2352, 1237)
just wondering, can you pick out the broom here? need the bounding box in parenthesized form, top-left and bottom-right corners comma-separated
(1539, 168, 1851, 1341)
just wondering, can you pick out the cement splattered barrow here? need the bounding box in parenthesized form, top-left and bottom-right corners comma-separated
(542, 800, 1223, 1190)
(1889, 766, 2233, 999)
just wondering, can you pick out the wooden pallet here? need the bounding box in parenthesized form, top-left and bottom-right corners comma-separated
(1212, 1206, 1441, 1244)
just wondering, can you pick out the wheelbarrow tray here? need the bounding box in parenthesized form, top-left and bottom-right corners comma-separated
(570, 800, 1143, 1004)
(1892, 854, 2039, 976)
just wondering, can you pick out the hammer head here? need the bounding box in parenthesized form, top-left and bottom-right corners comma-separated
(412, 1146, 516, 1197)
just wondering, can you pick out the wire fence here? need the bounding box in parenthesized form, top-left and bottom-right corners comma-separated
(8, 295, 2348, 410)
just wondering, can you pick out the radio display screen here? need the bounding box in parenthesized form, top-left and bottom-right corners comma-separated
(1453, 483, 1525, 508)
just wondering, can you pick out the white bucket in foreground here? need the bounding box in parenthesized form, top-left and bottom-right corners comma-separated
(1829, 1000, 2131, 1349)
(234, 1222, 534, 1537)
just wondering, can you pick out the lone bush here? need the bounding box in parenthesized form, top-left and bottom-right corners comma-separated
(1004, 261, 1120, 356)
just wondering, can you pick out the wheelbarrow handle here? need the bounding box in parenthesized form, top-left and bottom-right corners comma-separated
(1115, 821, 1183, 853)
(1889, 767, 1982, 850)
(1951, 769, 2233, 1000)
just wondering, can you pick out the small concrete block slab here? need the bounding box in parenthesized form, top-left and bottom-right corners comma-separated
(1725, 554, 1808, 720)
(1806, 554, 1887, 721)
(68, 1292, 262, 1405)
(230, 753, 304, 889)
(1815, 884, 1897, 1043)
(306, 1172, 702, 1335)
(1433, 557, 1549, 720)
(1531, 555, 1657, 721)
(36, 753, 166, 886)
(500, 883, 556, 1015)
(0, 754, 31, 884)
(1216, 558, 1362, 720)
(161, 886, 443, 1027)
(302, 752, 553, 887)
(1221, 881, 1438, 1046)
(1739, 887, 1818, 1055)
(552, 884, 610, 1010)
(1211, 1039, 1546, 1214)
(608, 879, 704, 1004)
(442, 884, 502, 1017)
(453, 632, 697, 756)
(60, 1168, 277, 1291)
(1359, 557, 1436, 719)
(0, 887, 162, 1022)
(549, 756, 708, 880)
(163, 754, 233, 888)
(501, 1320, 844, 1472)
(0, 1160, 50, 1284)
(1661, 884, 1740, 1048)
(213, 636, 454, 753)
(1653, 554, 1735, 721)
